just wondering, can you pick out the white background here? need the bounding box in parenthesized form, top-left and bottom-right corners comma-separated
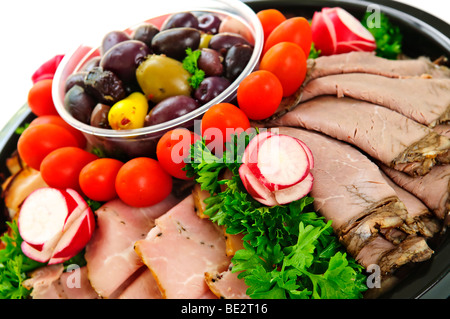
(0, 0, 448, 132)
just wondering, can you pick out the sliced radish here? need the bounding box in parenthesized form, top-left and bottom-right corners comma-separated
(311, 7, 376, 56)
(273, 173, 314, 205)
(21, 241, 53, 263)
(48, 208, 95, 265)
(18, 188, 75, 247)
(253, 134, 310, 191)
(18, 187, 96, 264)
(239, 164, 277, 206)
(239, 132, 315, 206)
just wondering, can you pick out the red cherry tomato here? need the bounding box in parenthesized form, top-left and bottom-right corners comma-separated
(29, 115, 87, 149)
(201, 103, 250, 154)
(156, 128, 200, 180)
(237, 70, 283, 120)
(260, 42, 307, 97)
(79, 158, 124, 202)
(27, 79, 58, 116)
(256, 9, 287, 42)
(115, 157, 173, 207)
(262, 17, 312, 57)
(17, 123, 79, 171)
(40, 147, 98, 192)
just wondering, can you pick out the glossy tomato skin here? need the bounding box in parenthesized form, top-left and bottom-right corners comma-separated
(260, 42, 307, 97)
(262, 17, 312, 57)
(115, 157, 173, 207)
(237, 70, 283, 120)
(156, 128, 200, 180)
(201, 103, 250, 153)
(17, 123, 79, 171)
(40, 147, 98, 192)
(256, 9, 286, 42)
(29, 115, 87, 149)
(79, 158, 124, 202)
(27, 79, 58, 116)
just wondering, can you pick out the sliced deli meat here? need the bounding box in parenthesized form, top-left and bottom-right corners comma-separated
(274, 127, 413, 256)
(300, 73, 450, 128)
(380, 163, 450, 221)
(23, 265, 99, 299)
(205, 265, 250, 299)
(380, 171, 440, 238)
(306, 51, 450, 81)
(270, 96, 450, 176)
(134, 195, 231, 299)
(85, 195, 180, 298)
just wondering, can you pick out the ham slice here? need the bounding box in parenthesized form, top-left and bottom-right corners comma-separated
(118, 267, 162, 299)
(134, 195, 231, 299)
(270, 96, 450, 176)
(274, 127, 412, 256)
(85, 195, 180, 298)
(299, 73, 450, 127)
(306, 51, 450, 81)
(205, 265, 250, 299)
(23, 265, 99, 299)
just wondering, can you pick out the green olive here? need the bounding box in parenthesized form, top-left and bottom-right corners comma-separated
(108, 92, 149, 130)
(136, 54, 192, 104)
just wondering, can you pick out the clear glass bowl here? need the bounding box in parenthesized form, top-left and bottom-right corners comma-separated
(52, 0, 263, 160)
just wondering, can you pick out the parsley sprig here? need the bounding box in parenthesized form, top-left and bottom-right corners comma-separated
(184, 132, 367, 299)
(0, 220, 44, 299)
(182, 48, 205, 89)
(361, 12, 403, 59)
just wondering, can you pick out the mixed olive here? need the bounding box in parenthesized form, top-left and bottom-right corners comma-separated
(63, 11, 254, 130)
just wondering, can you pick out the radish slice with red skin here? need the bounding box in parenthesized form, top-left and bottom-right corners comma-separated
(239, 132, 315, 206)
(254, 134, 310, 191)
(239, 164, 277, 206)
(273, 173, 314, 205)
(21, 241, 53, 263)
(18, 187, 95, 264)
(311, 7, 376, 56)
(18, 188, 75, 247)
(48, 208, 95, 265)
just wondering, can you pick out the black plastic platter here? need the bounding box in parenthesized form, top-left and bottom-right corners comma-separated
(0, 0, 448, 299)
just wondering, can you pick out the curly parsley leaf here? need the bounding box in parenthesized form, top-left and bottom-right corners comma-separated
(0, 221, 44, 299)
(361, 12, 403, 59)
(182, 48, 205, 89)
(184, 132, 367, 299)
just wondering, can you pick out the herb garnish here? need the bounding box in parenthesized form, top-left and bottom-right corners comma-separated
(361, 12, 403, 59)
(184, 132, 367, 299)
(182, 48, 205, 89)
(0, 220, 44, 299)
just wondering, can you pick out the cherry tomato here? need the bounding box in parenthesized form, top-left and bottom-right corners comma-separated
(17, 123, 79, 171)
(40, 147, 98, 192)
(29, 115, 87, 149)
(79, 158, 124, 202)
(156, 128, 200, 180)
(260, 42, 307, 97)
(201, 103, 250, 154)
(27, 79, 58, 116)
(256, 9, 287, 42)
(237, 70, 283, 120)
(115, 157, 173, 207)
(262, 17, 312, 57)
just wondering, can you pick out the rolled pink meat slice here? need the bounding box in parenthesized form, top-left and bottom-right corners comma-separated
(381, 163, 450, 221)
(134, 195, 231, 299)
(275, 127, 412, 256)
(270, 96, 450, 176)
(299, 73, 450, 127)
